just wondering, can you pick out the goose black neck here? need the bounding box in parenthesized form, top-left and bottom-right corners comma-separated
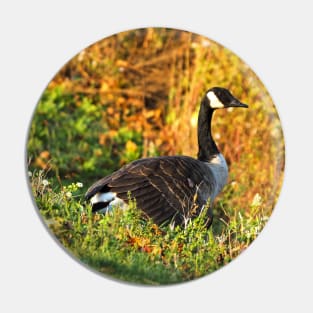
(197, 98, 219, 161)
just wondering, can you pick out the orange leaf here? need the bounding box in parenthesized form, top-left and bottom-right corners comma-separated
(40, 150, 50, 159)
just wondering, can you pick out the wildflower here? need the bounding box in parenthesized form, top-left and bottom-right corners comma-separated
(76, 182, 83, 188)
(42, 179, 49, 186)
(66, 191, 72, 198)
(126, 140, 137, 153)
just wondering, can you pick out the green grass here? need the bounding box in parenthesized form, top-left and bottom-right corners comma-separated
(29, 169, 269, 285)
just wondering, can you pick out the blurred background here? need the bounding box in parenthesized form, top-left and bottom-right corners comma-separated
(27, 27, 285, 218)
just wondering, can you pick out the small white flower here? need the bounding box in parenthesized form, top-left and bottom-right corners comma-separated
(66, 191, 72, 198)
(76, 182, 83, 188)
(42, 179, 49, 186)
(28, 171, 32, 177)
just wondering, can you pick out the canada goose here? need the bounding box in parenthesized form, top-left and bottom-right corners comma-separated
(85, 87, 248, 227)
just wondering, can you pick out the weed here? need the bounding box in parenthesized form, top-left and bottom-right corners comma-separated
(29, 171, 269, 285)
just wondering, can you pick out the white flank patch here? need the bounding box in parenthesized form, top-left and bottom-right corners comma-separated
(206, 91, 224, 109)
(90, 192, 116, 205)
(90, 192, 128, 214)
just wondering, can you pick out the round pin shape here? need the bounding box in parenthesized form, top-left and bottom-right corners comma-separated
(27, 27, 284, 285)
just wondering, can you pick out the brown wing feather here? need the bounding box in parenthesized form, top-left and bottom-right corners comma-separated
(85, 156, 215, 224)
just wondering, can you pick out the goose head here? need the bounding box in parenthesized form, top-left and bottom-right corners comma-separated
(205, 87, 248, 109)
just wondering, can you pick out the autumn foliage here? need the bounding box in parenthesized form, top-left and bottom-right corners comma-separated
(28, 27, 284, 216)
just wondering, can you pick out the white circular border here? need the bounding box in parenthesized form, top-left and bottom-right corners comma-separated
(1, 1, 312, 312)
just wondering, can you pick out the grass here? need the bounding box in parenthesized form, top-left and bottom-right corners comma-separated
(29, 169, 269, 285)
(26, 28, 284, 285)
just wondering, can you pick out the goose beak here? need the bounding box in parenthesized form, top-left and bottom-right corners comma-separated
(229, 99, 249, 108)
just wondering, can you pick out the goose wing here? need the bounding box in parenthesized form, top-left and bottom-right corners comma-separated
(85, 156, 215, 224)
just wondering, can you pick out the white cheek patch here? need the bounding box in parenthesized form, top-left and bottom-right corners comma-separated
(206, 91, 224, 109)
